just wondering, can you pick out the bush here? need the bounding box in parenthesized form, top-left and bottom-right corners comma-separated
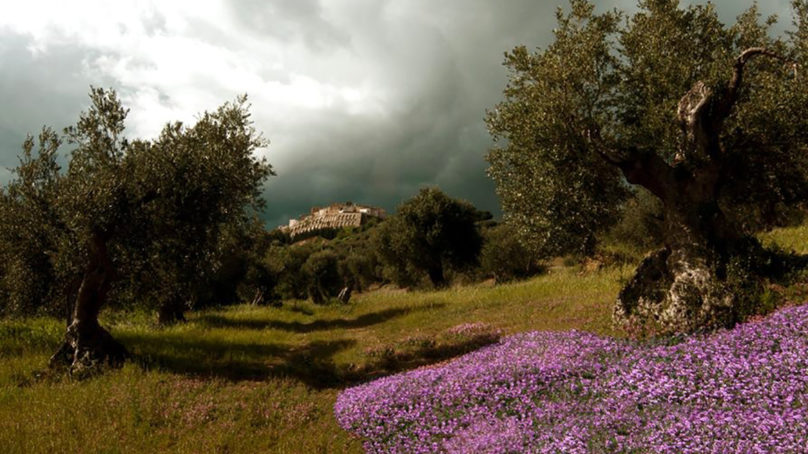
(601, 188, 664, 260)
(338, 252, 376, 293)
(480, 223, 544, 283)
(370, 218, 422, 288)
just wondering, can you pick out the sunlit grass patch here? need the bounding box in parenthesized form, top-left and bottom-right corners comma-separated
(0, 317, 63, 358)
(759, 223, 808, 255)
(1, 365, 354, 453)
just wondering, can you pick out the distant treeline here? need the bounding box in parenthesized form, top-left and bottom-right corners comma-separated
(213, 187, 547, 307)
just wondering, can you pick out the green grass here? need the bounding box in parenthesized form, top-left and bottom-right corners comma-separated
(0, 266, 628, 454)
(0, 223, 804, 453)
(759, 222, 808, 255)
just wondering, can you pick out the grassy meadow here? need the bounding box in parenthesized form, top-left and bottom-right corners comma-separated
(0, 224, 805, 453)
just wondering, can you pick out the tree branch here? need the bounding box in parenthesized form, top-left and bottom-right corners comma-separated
(586, 128, 627, 165)
(677, 80, 715, 161)
(720, 47, 796, 119)
(678, 47, 797, 163)
(585, 128, 674, 201)
(615, 148, 676, 202)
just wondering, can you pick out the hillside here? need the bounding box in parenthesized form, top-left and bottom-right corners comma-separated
(1, 267, 625, 453)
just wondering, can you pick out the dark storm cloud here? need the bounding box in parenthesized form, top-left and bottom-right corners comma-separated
(261, 0, 563, 227)
(261, 0, 793, 227)
(0, 32, 97, 181)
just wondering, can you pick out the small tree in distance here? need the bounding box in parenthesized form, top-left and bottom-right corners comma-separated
(375, 187, 485, 288)
(303, 249, 342, 304)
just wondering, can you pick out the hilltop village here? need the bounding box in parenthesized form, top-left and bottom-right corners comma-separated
(280, 202, 387, 239)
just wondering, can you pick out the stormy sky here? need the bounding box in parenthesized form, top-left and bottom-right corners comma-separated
(0, 0, 795, 227)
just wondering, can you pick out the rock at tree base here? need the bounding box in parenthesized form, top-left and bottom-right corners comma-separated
(614, 247, 737, 335)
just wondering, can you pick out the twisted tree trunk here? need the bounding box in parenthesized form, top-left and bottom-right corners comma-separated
(158, 297, 187, 325)
(607, 48, 793, 334)
(427, 265, 447, 288)
(613, 169, 753, 333)
(50, 231, 127, 373)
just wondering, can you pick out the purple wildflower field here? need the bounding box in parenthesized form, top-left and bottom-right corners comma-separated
(335, 304, 808, 453)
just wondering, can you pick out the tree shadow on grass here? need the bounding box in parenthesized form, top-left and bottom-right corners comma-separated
(120, 332, 357, 387)
(119, 327, 498, 389)
(194, 304, 445, 333)
(287, 305, 314, 316)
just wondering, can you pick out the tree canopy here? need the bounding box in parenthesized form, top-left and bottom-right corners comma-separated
(373, 187, 486, 288)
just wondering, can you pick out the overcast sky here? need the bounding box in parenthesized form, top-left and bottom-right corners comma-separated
(0, 0, 795, 227)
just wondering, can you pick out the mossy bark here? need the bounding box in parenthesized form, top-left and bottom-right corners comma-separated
(613, 208, 753, 334)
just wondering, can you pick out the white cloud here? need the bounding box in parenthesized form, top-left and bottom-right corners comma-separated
(0, 0, 383, 141)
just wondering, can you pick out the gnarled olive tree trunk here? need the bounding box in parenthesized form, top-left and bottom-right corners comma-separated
(50, 231, 127, 372)
(607, 48, 792, 334)
(613, 169, 753, 333)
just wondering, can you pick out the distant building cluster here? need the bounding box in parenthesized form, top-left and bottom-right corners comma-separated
(281, 202, 386, 239)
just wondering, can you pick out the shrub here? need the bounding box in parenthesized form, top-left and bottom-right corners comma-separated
(264, 242, 317, 300)
(480, 223, 544, 283)
(605, 188, 664, 253)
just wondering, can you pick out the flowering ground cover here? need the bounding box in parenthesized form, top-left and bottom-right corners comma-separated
(335, 304, 808, 453)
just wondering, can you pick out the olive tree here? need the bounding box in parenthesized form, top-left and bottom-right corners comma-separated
(1, 88, 272, 372)
(124, 100, 273, 324)
(375, 188, 484, 288)
(487, 0, 808, 333)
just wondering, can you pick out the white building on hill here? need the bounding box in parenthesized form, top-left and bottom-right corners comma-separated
(280, 202, 386, 239)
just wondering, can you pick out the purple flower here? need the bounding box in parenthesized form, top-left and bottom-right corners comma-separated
(335, 304, 808, 453)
